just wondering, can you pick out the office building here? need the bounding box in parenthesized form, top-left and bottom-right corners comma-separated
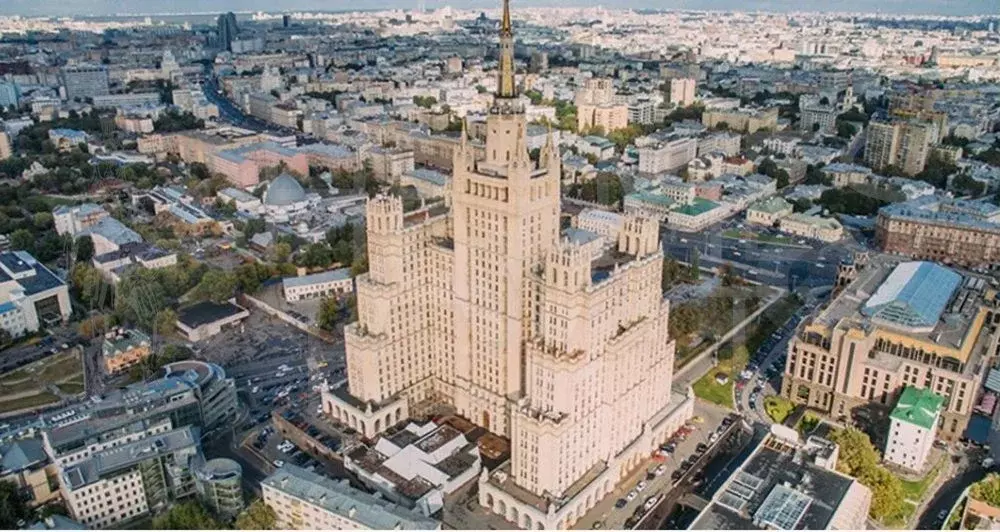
(321, 3, 693, 527)
(217, 12, 239, 52)
(61, 426, 202, 529)
(691, 427, 872, 530)
(875, 196, 1000, 267)
(60, 66, 110, 101)
(0, 251, 71, 337)
(782, 260, 1000, 441)
(884, 386, 944, 472)
(262, 464, 441, 529)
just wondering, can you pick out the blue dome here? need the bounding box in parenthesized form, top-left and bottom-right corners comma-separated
(264, 173, 306, 206)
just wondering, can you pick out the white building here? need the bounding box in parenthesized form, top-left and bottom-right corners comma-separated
(217, 187, 262, 214)
(666, 198, 729, 231)
(263, 173, 321, 224)
(282, 268, 353, 302)
(262, 464, 441, 529)
(0, 251, 72, 337)
(778, 213, 844, 242)
(697, 132, 741, 157)
(884, 386, 944, 472)
(637, 136, 698, 174)
(573, 208, 624, 239)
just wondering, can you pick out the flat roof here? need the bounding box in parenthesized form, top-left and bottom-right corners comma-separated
(263, 464, 439, 530)
(673, 197, 721, 216)
(177, 301, 248, 329)
(282, 268, 352, 289)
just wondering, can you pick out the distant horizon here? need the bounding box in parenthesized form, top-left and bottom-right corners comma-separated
(1, 0, 998, 18)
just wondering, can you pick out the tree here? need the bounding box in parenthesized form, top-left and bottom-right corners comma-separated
(153, 109, 205, 133)
(242, 218, 267, 240)
(0, 480, 32, 528)
(151, 501, 224, 530)
(864, 465, 906, 521)
(690, 248, 700, 280)
(412, 95, 437, 108)
(235, 499, 277, 530)
(836, 122, 856, 139)
(829, 427, 879, 475)
(269, 241, 292, 263)
(316, 297, 342, 332)
(153, 309, 178, 336)
(971, 474, 1000, 508)
(9, 229, 33, 253)
(828, 427, 905, 522)
(298, 243, 334, 269)
(74, 235, 94, 263)
(192, 269, 238, 302)
(32, 212, 53, 230)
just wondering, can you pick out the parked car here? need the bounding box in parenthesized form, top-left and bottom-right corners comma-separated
(626, 490, 638, 501)
(655, 464, 667, 476)
(636, 480, 648, 492)
(615, 498, 628, 509)
(272, 460, 285, 468)
(643, 495, 660, 511)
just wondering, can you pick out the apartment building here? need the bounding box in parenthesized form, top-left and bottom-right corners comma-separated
(60, 65, 109, 101)
(875, 196, 1000, 267)
(702, 108, 778, 133)
(864, 120, 935, 176)
(0, 131, 12, 161)
(262, 464, 441, 529)
(782, 260, 1000, 441)
(365, 146, 415, 182)
(669, 78, 697, 107)
(576, 78, 628, 133)
(697, 132, 741, 157)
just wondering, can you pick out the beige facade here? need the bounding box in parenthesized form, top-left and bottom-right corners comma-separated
(702, 108, 778, 133)
(875, 198, 1000, 268)
(669, 78, 696, 107)
(576, 78, 628, 134)
(864, 120, 934, 176)
(322, 3, 691, 527)
(366, 146, 415, 182)
(781, 261, 999, 442)
(746, 197, 793, 226)
(778, 213, 844, 242)
(0, 131, 12, 160)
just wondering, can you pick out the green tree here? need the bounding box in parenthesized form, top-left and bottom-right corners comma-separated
(116, 269, 169, 328)
(690, 248, 700, 280)
(74, 235, 95, 263)
(269, 241, 292, 263)
(412, 95, 438, 108)
(864, 465, 906, 521)
(316, 297, 342, 332)
(193, 269, 238, 302)
(829, 427, 879, 474)
(150, 501, 224, 530)
(9, 228, 33, 253)
(153, 308, 178, 336)
(0, 480, 32, 528)
(242, 218, 267, 240)
(298, 243, 333, 269)
(971, 474, 1000, 508)
(235, 499, 277, 530)
(32, 212, 53, 230)
(836, 121, 857, 139)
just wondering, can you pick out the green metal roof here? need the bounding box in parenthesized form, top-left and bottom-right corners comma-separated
(890, 386, 945, 430)
(673, 197, 721, 216)
(626, 191, 676, 208)
(750, 196, 793, 214)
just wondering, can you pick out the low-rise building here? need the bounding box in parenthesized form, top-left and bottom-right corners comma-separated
(875, 196, 1000, 268)
(400, 168, 449, 200)
(778, 213, 844, 242)
(282, 268, 353, 302)
(366, 146, 415, 182)
(637, 135, 697, 174)
(0, 438, 60, 508)
(217, 187, 262, 215)
(691, 427, 872, 531)
(822, 163, 872, 188)
(666, 197, 728, 231)
(746, 197, 793, 227)
(702, 107, 779, 134)
(623, 191, 676, 222)
(101, 328, 152, 375)
(262, 464, 441, 529)
(884, 386, 944, 472)
(573, 208, 624, 239)
(345, 420, 481, 516)
(176, 301, 250, 342)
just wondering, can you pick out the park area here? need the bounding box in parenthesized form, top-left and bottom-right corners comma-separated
(0, 350, 84, 415)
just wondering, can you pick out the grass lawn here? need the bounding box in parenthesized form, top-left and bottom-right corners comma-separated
(795, 412, 821, 434)
(901, 457, 945, 501)
(764, 395, 795, 423)
(56, 381, 86, 395)
(692, 344, 749, 409)
(0, 392, 60, 414)
(37, 352, 83, 384)
(0, 378, 42, 396)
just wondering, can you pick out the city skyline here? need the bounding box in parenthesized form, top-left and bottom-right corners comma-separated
(1, 0, 998, 18)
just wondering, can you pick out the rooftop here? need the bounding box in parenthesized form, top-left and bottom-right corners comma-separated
(750, 196, 793, 214)
(673, 197, 722, 216)
(263, 464, 439, 529)
(176, 301, 248, 329)
(891, 386, 945, 430)
(63, 426, 198, 490)
(692, 434, 857, 531)
(282, 268, 352, 289)
(626, 191, 675, 208)
(862, 261, 962, 331)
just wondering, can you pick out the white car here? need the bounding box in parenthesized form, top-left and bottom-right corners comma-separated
(654, 464, 667, 476)
(636, 481, 648, 492)
(626, 490, 638, 501)
(643, 495, 659, 511)
(273, 460, 285, 468)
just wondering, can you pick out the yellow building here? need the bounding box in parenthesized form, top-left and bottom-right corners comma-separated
(101, 328, 152, 374)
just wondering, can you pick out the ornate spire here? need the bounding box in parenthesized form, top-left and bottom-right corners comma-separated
(496, 0, 516, 99)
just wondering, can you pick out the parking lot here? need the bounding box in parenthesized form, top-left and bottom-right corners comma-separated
(574, 402, 731, 530)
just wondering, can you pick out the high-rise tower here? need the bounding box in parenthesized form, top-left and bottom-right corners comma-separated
(324, 1, 691, 527)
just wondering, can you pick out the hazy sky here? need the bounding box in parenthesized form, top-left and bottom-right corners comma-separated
(0, 0, 996, 17)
